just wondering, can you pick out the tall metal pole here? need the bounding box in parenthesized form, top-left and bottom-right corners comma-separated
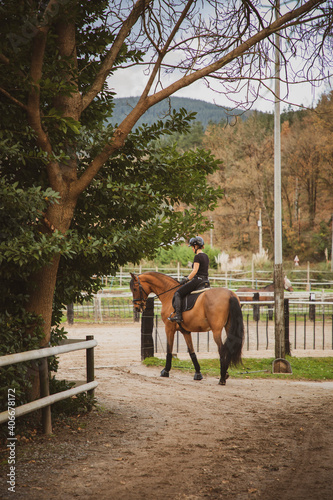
(258, 208, 263, 254)
(274, 0, 285, 359)
(210, 216, 213, 248)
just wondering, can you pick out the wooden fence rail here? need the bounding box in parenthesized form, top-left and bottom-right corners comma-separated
(0, 336, 97, 434)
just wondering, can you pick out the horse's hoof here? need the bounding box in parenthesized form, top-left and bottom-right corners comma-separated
(219, 378, 227, 385)
(160, 369, 169, 378)
(194, 372, 203, 381)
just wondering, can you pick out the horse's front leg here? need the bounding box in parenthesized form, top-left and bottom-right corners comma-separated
(160, 328, 175, 378)
(183, 333, 203, 381)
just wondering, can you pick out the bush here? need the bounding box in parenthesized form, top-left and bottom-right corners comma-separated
(49, 377, 96, 416)
(155, 243, 219, 269)
(0, 312, 45, 409)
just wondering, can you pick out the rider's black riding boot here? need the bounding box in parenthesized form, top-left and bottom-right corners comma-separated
(168, 292, 183, 323)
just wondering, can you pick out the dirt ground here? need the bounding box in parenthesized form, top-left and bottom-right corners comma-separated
(1, 323, 333, 500)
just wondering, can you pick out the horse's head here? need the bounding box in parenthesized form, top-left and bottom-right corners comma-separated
(284, 276, 293, 291)
(130, 273, 149, 312)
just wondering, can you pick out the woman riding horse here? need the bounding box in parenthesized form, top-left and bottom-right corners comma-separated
(130, 270, 244, 385)
(169, 236, 210, 324)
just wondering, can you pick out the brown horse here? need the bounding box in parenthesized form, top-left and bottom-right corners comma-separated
(130, 272, 244, 385)
(236, 276, 293, 302)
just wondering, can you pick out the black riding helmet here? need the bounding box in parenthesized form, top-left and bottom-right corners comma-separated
(188, 236, 204, 248)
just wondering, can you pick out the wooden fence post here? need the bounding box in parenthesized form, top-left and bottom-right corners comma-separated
(309, 292, 316, 321)
(253, 292, 260, 322)
(86, 335, 95, 397)
(141, 297, 154, 360)
(284, 298, 291, 355)
(39, 358, 52, 434)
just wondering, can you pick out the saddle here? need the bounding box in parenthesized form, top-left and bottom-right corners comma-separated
(172, 282, 210, 313)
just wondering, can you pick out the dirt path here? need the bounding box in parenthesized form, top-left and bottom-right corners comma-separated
(1, 324, 333, 499)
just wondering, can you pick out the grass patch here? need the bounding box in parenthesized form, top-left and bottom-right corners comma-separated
(143, 356, 333, 381)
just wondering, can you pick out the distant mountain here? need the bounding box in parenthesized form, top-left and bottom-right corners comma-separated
(108, 96, 252, 129)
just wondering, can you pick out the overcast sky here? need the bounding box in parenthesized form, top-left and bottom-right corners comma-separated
(109, 66, 330, 113)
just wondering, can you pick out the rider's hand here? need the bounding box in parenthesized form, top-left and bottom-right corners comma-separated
(180, 277, 189, 285)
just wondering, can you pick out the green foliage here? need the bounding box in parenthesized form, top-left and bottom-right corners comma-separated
(311, 221, 332, 261)
(153, 121, 205, 151)
(0, 180, 70, 272)
(0, 313, 44, 407)
(0, 179, 73, 409)
(155, 245, 194, 266)
(281, 105, 310, 126)
(49, 377, 96, 416)
(154, 244, 220, 270)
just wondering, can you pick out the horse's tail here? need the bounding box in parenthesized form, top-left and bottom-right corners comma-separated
(223, 295, 244, 367)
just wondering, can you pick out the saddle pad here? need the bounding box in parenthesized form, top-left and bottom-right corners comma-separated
(182, 288, 208, 312)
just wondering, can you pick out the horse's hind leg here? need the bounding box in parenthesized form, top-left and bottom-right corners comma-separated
(219, 344, 231, 385)
(184, 333, 203, 381)
(212, 330, 230, 385)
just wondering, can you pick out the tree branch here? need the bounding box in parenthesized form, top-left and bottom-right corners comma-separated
(81, 0, 152, 112)
(27, 32, 50, 151)
(27, 29, 61, 190)
(39, 0, 64, 28)
(71, 129, 126, 198)
(139, 0, 195, 101)
(146, 0, 325, 109)
(0, 53, 10, 65)
(73, 0, 326, 198)
(0, 87, 27, 110)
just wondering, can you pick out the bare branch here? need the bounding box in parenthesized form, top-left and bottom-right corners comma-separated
(81, 0, 152, 112)
(139, 0, 196, 100)
(73, 0, 329, 198)
(146, 0, 326, 108)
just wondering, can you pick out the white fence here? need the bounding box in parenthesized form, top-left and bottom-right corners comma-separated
(99, 267, 333, 292)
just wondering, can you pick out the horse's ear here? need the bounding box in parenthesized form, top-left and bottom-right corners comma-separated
(130, 272, 136, 280)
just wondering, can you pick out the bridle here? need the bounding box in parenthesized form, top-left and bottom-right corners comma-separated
(131, 274, 180, 312)
(132, 275, 149, 312)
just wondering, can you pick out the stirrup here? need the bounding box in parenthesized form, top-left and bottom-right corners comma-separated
(168, 313, 183, 323)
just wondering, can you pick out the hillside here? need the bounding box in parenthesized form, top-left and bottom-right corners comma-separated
(109, 96, 252, 129)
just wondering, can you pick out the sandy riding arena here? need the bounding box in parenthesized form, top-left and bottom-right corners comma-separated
(1, 323, 333, 499)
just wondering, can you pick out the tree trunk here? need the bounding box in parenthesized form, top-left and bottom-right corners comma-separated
(25, 195, 76, 401)
(26, 255, 61, 346)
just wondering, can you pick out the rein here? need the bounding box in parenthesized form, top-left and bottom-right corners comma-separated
(133, 275, 180, 306)
(153, 283, 180, 299)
